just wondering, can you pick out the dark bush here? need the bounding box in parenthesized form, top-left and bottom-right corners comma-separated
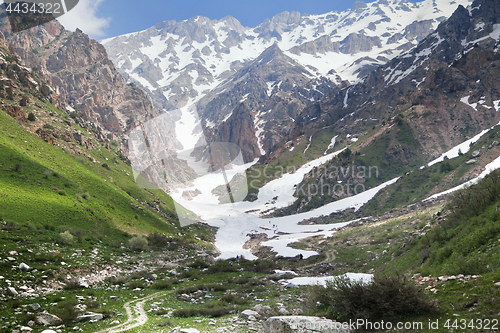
(127, 280, 147, 289)
(241, 259, 276, 273)
(151, 279, 172, 290)
(188, 259, 210, 269)
(206, 260, 237, 274)
(85, 299, 101, 310)
(53, 300, 79, 325)
(158, 319, 172, 326)
(173, 304, 233, 318)
(28, 112, 36, 121)
(63, 279, 81, 290)
(155, 309, 170, 316)
(307, 273, 437, 321)
(446, 170, 500, 221)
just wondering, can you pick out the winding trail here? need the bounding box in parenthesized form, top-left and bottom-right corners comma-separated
(95, 292, 164, 333)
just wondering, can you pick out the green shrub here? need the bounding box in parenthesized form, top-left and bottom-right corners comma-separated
(188, 259, 210, 269)
(151, 279, 172, 290)
(58, 230, 74, 245)
(53, 300, 79, 325)
(173, 304, 233, 318)
(127, 280, 146, 289)
(27, 112, 36, 121)
(206, 259, 237, 274)
(85, 299, 101, 310)
(307, 273, 437, 321)
(128, 235, 148, 251)
(63, 279, 81, 290)
(155, 309, 170, 316)
(158, 319, 172, 326)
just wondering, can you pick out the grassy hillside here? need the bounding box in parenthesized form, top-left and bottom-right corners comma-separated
(0, 107, 214, 246)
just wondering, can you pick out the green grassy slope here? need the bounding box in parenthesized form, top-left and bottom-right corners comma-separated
(0, 108, 212, 244)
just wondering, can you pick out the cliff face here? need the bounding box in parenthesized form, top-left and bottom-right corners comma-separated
(0, 11, 176, 152)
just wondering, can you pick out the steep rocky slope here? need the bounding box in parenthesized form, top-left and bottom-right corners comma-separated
(0, 8, 176, 153)
(284, 0, 500, 213)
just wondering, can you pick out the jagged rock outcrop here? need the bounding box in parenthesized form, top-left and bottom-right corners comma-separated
(0, 10, 176, 153)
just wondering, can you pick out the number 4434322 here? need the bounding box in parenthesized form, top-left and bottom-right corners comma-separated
(5, 2, 62, 15)
(444, 318, 498, 330)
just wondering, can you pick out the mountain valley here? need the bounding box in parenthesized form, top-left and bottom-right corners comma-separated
(1, 0, 500, 332)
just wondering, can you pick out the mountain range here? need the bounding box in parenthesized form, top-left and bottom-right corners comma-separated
(101, 0, 473, 162)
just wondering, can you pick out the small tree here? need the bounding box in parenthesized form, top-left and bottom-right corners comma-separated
(58, 231, 74, 245)
(28, 112, 36, 122)
(128, 235, 148, 251)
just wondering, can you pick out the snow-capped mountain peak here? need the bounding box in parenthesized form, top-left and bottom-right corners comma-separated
(102, 0, 472, 112)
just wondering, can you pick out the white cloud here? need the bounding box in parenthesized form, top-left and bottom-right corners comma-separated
(58, 0, 111, 37)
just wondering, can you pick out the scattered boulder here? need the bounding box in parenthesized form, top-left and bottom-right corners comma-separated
(19, 263, 30, 271)
(6, 286, 19, 296)
(7, 257, 16, 262)
(253, 304, 274, 317)
(28, 303, 41, 312)
(179, 329, 200, 333)
(471, 150, 480, 158)
(75, 312, 104, 323)
(466, 159, 477, 164)
(241, 309, 259, 320)
(264, 316, 352, 333)
(41, 330, 58, 333)
(36, 312, 63, 326)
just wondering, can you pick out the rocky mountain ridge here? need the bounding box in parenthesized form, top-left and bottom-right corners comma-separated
(281, 0, 500, 213)
(102, 0, 471, 161)
(0, 8, 177, 154)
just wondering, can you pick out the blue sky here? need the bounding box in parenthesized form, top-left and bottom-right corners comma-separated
(57, 0, 419, 39)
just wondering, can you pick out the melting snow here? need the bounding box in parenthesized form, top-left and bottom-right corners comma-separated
(324, 135, 338, 155)
(460, 95, 478, 111)
(425, 153, 500, 201)
(425, 125, 493, 168)
(285, 273, 373, 286)
(494, 100, 500, 112)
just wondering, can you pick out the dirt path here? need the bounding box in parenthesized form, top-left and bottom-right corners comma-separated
(94, 292, 164, 333)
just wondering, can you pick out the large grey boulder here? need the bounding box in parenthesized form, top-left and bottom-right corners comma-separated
(36, 312, 62, 326)
(263, 316, 353, 333)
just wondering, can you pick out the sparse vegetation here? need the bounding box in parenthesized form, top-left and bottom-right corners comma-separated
(308, 273, 437, 321)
